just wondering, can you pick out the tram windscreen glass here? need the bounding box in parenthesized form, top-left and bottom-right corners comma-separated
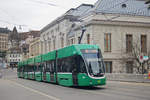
(81, 49, 105, 77)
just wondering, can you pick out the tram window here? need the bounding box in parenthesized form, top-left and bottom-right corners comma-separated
(42, 63, 46, 72)
(77, 56, 86, 73)
(35, 64, 42, 72)
(58, 57, 75, 72)
(79, 59, 86, 73)
(46, 62, 50, 72)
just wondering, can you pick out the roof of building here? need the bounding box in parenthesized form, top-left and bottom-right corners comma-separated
(93, 0, 150, 16)
(65, 4, 94, 16)
(0, 27, 11, 33)
(19, 30, 40, 40)
(41, 4, 94, 33)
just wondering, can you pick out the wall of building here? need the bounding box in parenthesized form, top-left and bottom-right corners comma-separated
(69, 14, 150, 74)
(29, 37, 41, 58)
(0, 33, 8, 51)
(7, 53, 22, 67)
(40, 18, 73, 54)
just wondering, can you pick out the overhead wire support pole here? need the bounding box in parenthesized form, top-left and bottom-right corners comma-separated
(78, 26, 86, 44)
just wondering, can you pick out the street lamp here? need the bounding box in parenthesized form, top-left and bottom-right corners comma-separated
(78, 25, 86, 44)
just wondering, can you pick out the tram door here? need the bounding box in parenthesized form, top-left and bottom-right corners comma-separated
(50, 61, 55, 82)
(72, 56, 78, 86)
(43, 63, 47, 81)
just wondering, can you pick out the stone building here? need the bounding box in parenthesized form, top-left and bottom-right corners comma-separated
(68, 0, 150, 74)
(0, 28, 10, 53)
(40, 0, 150, 74)
(0, 27, 10, 68)
(40, 4, 94, 54)
(7, 27, 22, 67)
(29, 37, 41, 57)
(7, 51, 22, 67)
(19, 30, 40, 60)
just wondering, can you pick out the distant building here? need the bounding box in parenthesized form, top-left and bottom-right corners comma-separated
(19, 30, 40, 60)
(29, 37, 41, 57)
(0, 27, 10, 57)
(6, 51, 22, 68)
(7, 27, 22, 67)
(0, 33, 8, 52)
(0, 27, 10, 68)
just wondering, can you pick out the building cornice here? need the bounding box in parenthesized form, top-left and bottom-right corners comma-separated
(40, 15, 78, 33)
(87, 19, 150, 27)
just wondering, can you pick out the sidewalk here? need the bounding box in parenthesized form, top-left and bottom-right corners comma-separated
(106, 73, 150, 83)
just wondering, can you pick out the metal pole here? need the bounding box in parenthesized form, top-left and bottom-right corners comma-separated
(78, 26, 86, 44)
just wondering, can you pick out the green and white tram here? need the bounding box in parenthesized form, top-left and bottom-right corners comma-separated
(17, 44, 106, 86)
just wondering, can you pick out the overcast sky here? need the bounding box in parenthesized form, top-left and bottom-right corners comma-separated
(0, 0, 98, 32)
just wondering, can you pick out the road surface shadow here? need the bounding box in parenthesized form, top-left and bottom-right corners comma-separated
(17, 78, 107, 90)
(70, 86, 106, 90)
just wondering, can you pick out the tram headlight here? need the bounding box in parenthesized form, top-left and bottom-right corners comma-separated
(82, 76, 86, 79)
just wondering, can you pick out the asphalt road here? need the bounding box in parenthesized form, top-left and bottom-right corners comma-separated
(0, 68, 150, 100)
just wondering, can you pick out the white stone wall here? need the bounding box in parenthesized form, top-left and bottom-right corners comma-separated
(40, 18, 74, 54)
(7, 53, 22, 63)
(70, 14, 150, 73)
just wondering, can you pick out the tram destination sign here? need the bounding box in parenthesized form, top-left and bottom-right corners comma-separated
(81, 49, 98, 53)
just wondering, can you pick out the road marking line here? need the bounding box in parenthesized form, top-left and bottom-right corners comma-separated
(8, 80, 61, 100)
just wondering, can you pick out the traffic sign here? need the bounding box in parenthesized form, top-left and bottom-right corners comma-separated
(139, 55, 143, 63)
(143, 56, 149, 61)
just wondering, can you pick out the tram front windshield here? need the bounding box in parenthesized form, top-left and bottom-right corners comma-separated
(81, 49, 105, 77)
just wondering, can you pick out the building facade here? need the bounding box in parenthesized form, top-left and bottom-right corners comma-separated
(6, 53, 22, 67)
(0, 28, 10, 57)
(67, 0, 150, 74)
(0, 33, 8, 52)
(29, 37, 41, 58)
(40, 0, 150, 74)
(19, 30, 40, 60)
(0, 28, 10, 68)
(40, 4, 94, 54)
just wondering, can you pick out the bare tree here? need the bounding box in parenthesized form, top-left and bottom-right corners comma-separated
(121, 36, 150, 74)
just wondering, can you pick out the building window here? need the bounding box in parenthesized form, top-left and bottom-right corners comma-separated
(104, 33, 111, 52)
(104, 61, 112, 73)
(126, 34, 133, 53)
(87, 34, 90, 44)
(71, 38, 74, 44)
(53, 39, 55, 50)
(41, 41, 44, 54)
(61, 37, 64, 48)
(48, 41, 51, 51)
(141, 35, 147, 53)
(126, 61, 133, 73)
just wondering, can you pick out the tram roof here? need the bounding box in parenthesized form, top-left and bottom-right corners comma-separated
(27, 57, 34, 65)
(42, 50, 56, 62)
(57, 44, 99, 58)
(18, 44, 100, 67)
(34, 55, 42, 63)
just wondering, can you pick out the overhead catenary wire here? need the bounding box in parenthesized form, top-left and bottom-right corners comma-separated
(28, 0, 66, 9)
